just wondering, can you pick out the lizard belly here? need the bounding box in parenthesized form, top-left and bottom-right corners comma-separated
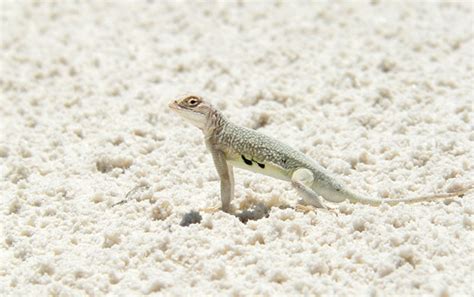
(226, 154, 291, 182)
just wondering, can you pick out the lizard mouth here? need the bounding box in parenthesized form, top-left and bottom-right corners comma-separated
(168, 101, 181, 110)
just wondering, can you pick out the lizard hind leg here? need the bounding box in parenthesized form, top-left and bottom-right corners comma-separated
(291, 168, 326, 209)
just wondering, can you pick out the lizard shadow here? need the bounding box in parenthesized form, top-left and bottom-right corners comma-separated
(116, 185, 299, 225)
(234, 203, 270, 223)
(234, 203, 295, 223)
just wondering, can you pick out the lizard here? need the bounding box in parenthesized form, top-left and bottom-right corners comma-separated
(169, 95, 471, 213)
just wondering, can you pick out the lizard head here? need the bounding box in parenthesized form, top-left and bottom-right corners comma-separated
(169, 95, 213, 129)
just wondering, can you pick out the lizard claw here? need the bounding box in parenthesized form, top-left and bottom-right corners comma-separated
(295, 204, 317, 213)
(113, 184, 151, 206)
(295, 204, 338, 215)
(199, 206, 221, 214)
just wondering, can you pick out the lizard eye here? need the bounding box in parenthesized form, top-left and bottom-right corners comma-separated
(186, 96, 201, 107)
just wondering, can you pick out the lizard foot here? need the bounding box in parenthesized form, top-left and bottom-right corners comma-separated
(295, 204, 338, 215)
(113, 184, 151, 206)
(295, 204, 317, 213)
(199, 206, 221, 214)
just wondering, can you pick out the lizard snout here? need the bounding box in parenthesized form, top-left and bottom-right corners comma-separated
(168, 101, 179, 109)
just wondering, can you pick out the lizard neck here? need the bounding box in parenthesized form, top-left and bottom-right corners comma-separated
(204, 107, 228, 138)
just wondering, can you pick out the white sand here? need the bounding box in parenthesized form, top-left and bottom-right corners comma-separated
(1, 1, 473, 296)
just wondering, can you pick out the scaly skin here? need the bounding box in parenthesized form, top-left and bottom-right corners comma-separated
(169, 95, 470, 213)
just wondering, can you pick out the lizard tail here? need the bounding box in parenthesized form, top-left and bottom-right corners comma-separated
(347, 188, 471, 206)
(315, 181, 473, 206)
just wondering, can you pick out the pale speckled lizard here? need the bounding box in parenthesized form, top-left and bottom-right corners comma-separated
(169, 95, 470, 213)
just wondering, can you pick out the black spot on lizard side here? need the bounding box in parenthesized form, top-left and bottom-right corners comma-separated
(241, 155, 253, 166)
(257, 162, 265, 169)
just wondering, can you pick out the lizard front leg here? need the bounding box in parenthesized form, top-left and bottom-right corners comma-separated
(291, 168, 327, 210)
(207, 145, 235, 213)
